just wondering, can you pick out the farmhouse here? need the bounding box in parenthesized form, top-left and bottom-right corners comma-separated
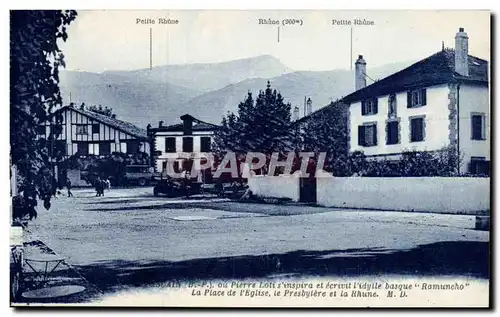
(38, 104, 150, 185)
(344, 28, 489, 175)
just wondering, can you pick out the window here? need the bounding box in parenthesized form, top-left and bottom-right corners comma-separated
(200, 137, 211, 152)
(183, 137, 193, 152)
(470, 157, 489, 176)
(165, 137, 176, 153)
(120, 142, 127, 153)
(127, 140, 139, 154)
(100, 142, 111, 155)
(410, 117, 425, 142)
(88, 143, 100, 155)
(358, 123, 377, 147)
(407, 89, 427, 108)
(386, 121, 399, 145)
(77, 142, 88, 155)
(76, 124, 88, 135)
(361, 98, 378, 115)
(471, 114, 486, 140)
(388, 94, 397, 117)
(92, 124, 100, 134)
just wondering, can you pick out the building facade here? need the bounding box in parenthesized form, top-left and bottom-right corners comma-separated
(37, 104, 151, 186)
(39, 104, 150, 158)
(148, 114, 218, 182)
(345, 28, 489, 174)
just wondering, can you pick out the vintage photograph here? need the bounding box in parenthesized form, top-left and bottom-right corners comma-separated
(9, 10, 490, 307)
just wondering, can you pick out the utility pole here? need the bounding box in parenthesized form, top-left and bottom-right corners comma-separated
(149, 28, 153, 70)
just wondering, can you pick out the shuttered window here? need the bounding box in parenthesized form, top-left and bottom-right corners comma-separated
(165, 137, 176, 153)
(410, 117, 425, 142)
(200, 137, 211, 152)
(358, 123, 377, 147)
(407, 89, 427, 108)
(471, 114, 485, 140)
(386, 121, 399, 145)
(361, 98, 378, 115)
(183, 137, 193, 152)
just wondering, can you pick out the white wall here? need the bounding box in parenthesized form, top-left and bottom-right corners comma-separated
(67, 169, 90, 187)
(247, 175, 300, 202)
(457, 84, 490, 172)
(317, 177, 489, 214)
(349, 84, 450, 155)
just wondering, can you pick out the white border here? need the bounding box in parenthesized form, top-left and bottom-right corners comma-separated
(1, 1, 497, 317)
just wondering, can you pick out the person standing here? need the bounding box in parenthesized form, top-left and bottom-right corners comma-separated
(95, 177, 102, 197)
(66, 177, 73, 197)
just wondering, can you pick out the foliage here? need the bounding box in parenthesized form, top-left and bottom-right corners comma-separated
(336, 146, 464, 177)
(80, 102, 116, 118)
(299, 102, 349, 173)
(213, 81, 293, 172)
(10, 10, 77, 221)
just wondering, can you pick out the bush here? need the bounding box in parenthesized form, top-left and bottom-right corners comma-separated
(327, 146, 463, 177)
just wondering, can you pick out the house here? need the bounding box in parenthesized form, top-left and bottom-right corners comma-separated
(147, 114, 219, 182)
(37, 104, 150, 184)
(343, 28, 489, 175)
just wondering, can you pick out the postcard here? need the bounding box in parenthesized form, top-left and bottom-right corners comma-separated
(9, 9, 490, 308)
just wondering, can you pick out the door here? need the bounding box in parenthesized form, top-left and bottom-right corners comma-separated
(299, 177, 317, 203)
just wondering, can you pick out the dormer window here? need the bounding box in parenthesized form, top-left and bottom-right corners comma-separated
(361, 98, 378, 115)
(388, 94, 397, 118)
(407, 89, 427, 108)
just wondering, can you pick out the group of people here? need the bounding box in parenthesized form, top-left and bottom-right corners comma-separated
(94, 177, 111, 197)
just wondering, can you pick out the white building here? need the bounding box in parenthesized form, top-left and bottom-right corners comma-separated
(148, 114, 218, 182)
(345, 28, 489, 174)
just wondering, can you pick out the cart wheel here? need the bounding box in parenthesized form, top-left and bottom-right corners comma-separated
(138, 178, 148, 187)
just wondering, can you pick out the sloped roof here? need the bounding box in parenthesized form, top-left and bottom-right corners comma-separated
(152, 115, 219, 132)
(343, 49, 488, 103)
(54, 105, 148, 139)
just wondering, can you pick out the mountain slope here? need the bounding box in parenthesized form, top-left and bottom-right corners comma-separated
(59, 71, 201, 127)
(103, 54, 293, 93)
(60, 56, 412, 128)
(179, 61, 413, 124)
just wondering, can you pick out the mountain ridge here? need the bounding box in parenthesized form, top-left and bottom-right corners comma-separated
(59, 55, 413, 127)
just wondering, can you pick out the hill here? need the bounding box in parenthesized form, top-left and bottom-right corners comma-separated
(59, 56, 412, 127)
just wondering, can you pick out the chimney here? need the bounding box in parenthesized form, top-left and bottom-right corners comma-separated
(293, 106, 300, 121)
(455, 27, 469, 77)
(355, 55, 367, 90)
(180, 114, 194, 135)
(159, 121, 163, 127)
(306, 98, 312, 115)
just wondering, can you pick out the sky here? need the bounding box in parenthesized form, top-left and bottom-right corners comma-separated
(60, 10, 490, 73)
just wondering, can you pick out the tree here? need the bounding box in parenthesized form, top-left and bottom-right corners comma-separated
(214, 81, 293, 157)
(10, 10, 77, 221)
(300, 101, 349, 174)
(86, 104, 116, 118)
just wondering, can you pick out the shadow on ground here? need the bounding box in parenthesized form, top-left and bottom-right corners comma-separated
(75, 241, 489, 292)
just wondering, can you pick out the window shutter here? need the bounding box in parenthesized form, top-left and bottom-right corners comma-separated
(361, 101, 366, 115)
(407, 91, 412, 108)
(421, 89, 427, 106)
(358, 125, 365, 146)
(373, 98, 378, 114)
(373, 125, 377, 145)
